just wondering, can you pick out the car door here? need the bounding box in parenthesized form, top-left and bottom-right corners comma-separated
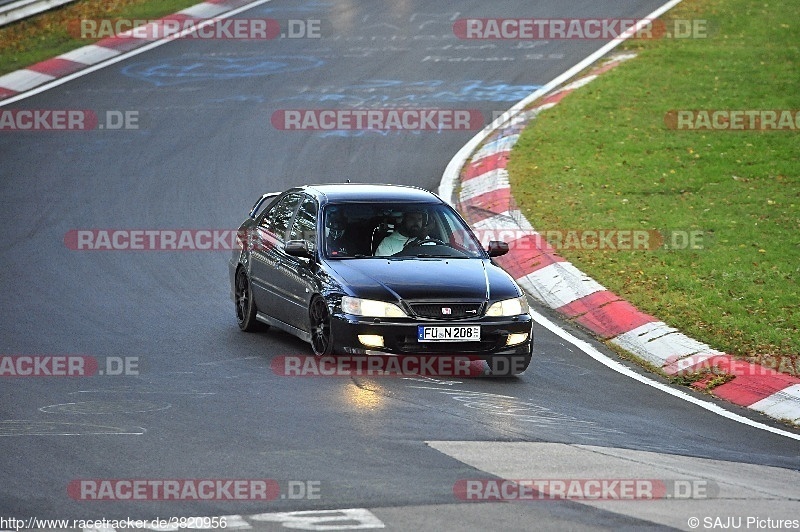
(276, 195, 320, 330)
(250, 192, 303, 320)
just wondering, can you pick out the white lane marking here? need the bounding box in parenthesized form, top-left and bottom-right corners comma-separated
(250, 509, 385, 530)
(0, 0, 277, 107)
(529, 308, 800, 441)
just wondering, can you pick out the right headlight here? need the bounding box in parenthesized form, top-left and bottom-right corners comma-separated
(485, 296, 529, 317)
(341, 296, 407, 318)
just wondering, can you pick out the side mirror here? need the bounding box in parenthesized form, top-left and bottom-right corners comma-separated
(285, 240, 313, 259)
(487, 240, 509, 257)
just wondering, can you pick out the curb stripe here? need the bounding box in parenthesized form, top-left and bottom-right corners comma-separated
(463, 152, 510, 180)
(662, 353, 720, 375)
(94, 35, 153, 53)
(0, 69, 55, 92)
(572, 299, 656, 339)
(517, 262, 606, 310)
(178, 2, 230, 18)
(25, 58, 86, 78)
(58, 44, 121, 65)
(748, 384, 800, 423)
(556, 290, 623, 318)
(459, 169, 509, 202)
(610, 322, 716, 367)
(472, 135, 519, 162)
(495, 248, 565, 279)
(471, 211, 533, 232)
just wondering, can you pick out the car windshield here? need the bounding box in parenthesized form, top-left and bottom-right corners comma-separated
(322, 202, 487, 259)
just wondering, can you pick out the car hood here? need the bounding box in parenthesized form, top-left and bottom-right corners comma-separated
(325, 258, 520, 303)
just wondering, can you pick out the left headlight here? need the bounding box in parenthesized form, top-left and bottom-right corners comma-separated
(485, 296, 529, 317)
(341, 296, 407, 318)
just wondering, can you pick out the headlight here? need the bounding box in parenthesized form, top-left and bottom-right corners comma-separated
(341, 296, 407, 318)
(485, 296, 529, 317)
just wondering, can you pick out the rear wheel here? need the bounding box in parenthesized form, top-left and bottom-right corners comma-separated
(235, 268, 264, 332)
(309, 296, 334, 356)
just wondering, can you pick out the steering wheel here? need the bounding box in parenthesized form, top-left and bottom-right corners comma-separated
(402, 236, 449, 250)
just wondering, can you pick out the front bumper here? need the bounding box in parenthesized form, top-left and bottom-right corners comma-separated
(329, 312, 533, 358)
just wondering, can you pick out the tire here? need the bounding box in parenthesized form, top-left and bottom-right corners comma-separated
(487, 353, 532, 376)
(309, 296, 335, 356)
(235, 267, 264, 332)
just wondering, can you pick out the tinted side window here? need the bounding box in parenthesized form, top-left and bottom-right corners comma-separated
(289, 196, 318, 251)
(259, 193, 302, 244)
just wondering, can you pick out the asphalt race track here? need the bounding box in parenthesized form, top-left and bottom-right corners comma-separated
(1, 1, 798, 530)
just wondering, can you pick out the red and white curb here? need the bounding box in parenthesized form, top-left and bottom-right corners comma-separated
(0, 0, 263, 102)
(442, 54, 800, 426)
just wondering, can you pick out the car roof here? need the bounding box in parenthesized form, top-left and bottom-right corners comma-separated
(299, 183, 443, 204)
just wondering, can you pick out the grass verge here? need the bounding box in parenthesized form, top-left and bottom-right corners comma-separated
(507, 0, 799, 367)
(0, 0, 203, 76)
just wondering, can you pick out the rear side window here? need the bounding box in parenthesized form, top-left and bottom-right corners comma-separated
(259, 193, 302, 244)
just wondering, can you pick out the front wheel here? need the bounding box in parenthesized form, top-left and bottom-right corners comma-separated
(309, 296, 334, 356)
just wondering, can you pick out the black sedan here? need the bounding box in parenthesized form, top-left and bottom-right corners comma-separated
(228, 184, 533, 375)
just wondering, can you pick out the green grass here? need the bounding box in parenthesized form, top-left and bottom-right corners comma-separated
(507, 0, 799, 364)
(0, 0, 203, 75)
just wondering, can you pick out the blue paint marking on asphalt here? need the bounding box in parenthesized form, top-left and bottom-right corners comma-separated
(120, 56, 325, 87)
(273, 79, 543, 107)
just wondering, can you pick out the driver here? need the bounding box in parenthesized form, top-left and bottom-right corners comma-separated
(325, 208, 350, 256)
(374, 208, 428, 256)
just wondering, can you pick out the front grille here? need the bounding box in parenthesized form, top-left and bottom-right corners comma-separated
(407, 302, 484, 320)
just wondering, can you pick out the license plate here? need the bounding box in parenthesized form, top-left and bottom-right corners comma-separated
(418, 326, 481, 342)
